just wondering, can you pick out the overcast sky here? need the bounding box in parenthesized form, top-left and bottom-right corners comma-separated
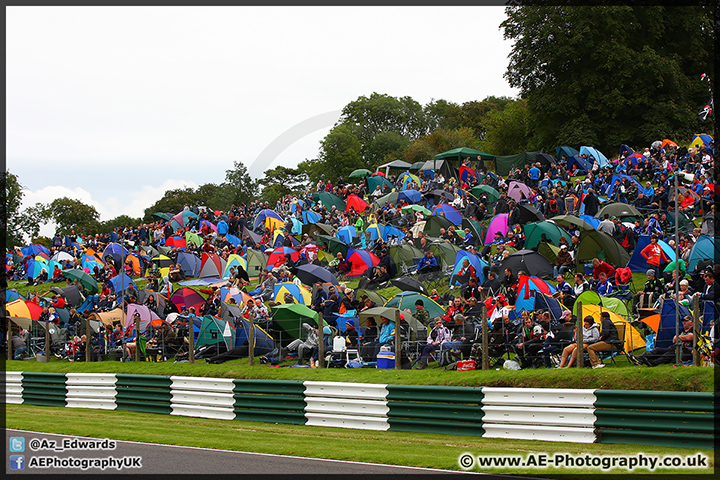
(7, 6, 518, 237)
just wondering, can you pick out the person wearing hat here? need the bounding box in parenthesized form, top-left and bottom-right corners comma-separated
(630, 316, 695, 367)
(414, 299, 430, 326)
(553, 244, 573, 278)
(632, 269, 665, 313)
(587, 311, 620, 369)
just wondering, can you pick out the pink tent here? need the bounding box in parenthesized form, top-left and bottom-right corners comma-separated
(124, 303, 161, 330)
(484, 214, 509, 245)
(508, 181, 531, 203)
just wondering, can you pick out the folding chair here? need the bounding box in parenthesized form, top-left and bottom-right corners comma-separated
(596, 323, 627, 365)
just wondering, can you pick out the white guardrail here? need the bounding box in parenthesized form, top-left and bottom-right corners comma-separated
(303, 381, 390, 431)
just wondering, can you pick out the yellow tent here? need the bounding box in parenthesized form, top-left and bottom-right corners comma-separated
(273, 282, 312, 305)
(266, 216, 284, 232)
(581, 304, 646, 353)
(689, 133, 713, 149)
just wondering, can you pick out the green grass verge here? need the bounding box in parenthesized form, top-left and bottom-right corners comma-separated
(6, 358, 713, 392)
(6, 405, 713, 475)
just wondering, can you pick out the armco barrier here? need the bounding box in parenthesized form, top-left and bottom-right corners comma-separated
(303, 381, 389, 430)
(3, 373, 715, 449)
(481, 388, 597, 443)
(21, 372, 67, 407)
(386, 385, 484, 436)
(66, 373, 117, 410)
(233, 379, 306, 425)
(5, 371, 23, 404)
(170, 376, 236, 420)
(594, 390, 715, 449)
(115, 374, 172, 415)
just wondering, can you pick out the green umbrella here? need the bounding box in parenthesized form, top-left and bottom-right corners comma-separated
(401, 204, 431, 215)
(469, 185, 500, 203)
(62, 269, 99, 294)
(550, 214, 595, 231)
(185, 231, 203, 248)
(153, 212, 172, 221)
(349, 168, 372, 178)
(312, 192, 346, 211)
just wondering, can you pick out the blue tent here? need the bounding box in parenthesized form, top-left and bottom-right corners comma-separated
(579, 214, 601, 229)
(108, 273, 137, 294)
(6, 289, 25, 302)
(687, 235, 717, 272)
(301, 211, 321, 224)
(619, 144, 634, 157)
(337, 226, 357, 244)
(654, 300, 692, 349)
(289, 218, 303, 235)
(556, 146, 579, 160)
(514, 277, 557, 314)
(606, 174, 643, 197)
(398, 189, 421, 204)
(450, 250, 488, 286)
(566, 155, 592, 175)
(234, 317, 274, 356)
(626, 235, 676, 272)
(534, 293, 564, 324)
(77, 295, 99, 314)
(579, 146, 609, 168)
(177, 251, 202, 278)
(225, 234, 242, 247)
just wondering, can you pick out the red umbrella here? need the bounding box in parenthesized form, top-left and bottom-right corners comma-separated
(345, 194, 370, 212)
(371, 172, 385, 176)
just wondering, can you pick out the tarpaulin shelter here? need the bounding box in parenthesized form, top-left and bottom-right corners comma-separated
(431, 203, 462, 225)
(619, 144, 634, 157)
(556, 146, 579, 160)
(273, 282, 312, 305)
(270, 303, 321, 347)
(177, 251, 202, 278)
(384, 292, 445, 320)
(507, 181, 532, 203)
(500, 250, 554, 280)
(219, 287, 252, 307)
(242, 226, 263, 246)
(513, 276, 557, 313)
(579, 146, 609, 168)
(51, 251, 74, 263)
(524, 221, 570, 249)
(450, 250, 488, 285)
(6, 289, 24, 303)
(312, 191, 347, 211)
(346, 249, 380, 277)
(484, 214, 509, 245)
(582, 304, 646, 353)
(199, 252, 227, 279)
(626, 235, 676, 272)
(575, 230, 630, 272)
(195, 315, 235, 351)
(686, 235, 717, 272)
(81, 253, 104, 272)
(494, 151, 541, 176)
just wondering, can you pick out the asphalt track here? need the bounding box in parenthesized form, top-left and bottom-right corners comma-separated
(5, 429, 541, 477)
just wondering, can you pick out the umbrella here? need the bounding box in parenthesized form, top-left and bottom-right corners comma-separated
(62, 269, 99, 294)
(49, 285, 82, 307)
(153, 212, 173, 221)
(357, 306, 400, 328)
(316, 235, 349, 257)
(383, 293, 446, 319)
(6, 299, 44, 320)
(294, 264, 339, 286)
(390, 276, 428, 295)
(345, 194, 370, 212)
(499, 250, 554, 280)
(372, 191, 400, 209)
(596, 202, 642, 218)
(424, 189, 455, 202)
(469, 185, 500, 203)
(517, 204, 545, 224)
(311, 192, 346, 211)
(401, 204, 431, 215)
(550, 214, 595, 231)
(349, 168, 372, 178)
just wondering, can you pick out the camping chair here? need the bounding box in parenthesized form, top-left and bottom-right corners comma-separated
(595, 323, 627, 366)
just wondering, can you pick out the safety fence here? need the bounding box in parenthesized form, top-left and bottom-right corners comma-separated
(3, 372, 714, 448)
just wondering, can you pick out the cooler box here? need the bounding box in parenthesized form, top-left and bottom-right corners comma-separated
(457, 360, 475, 371)
(376, 352, 395, 369)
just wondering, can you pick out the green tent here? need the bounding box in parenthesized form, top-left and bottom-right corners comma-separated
(572, 291, 603, 316)
(302, 222, 334, 239)
(538, 242, 560, 264)
(428, 240, 461, 268)
(388, 244, 424, 271)
(316, 234, 349, 256)
(574, 230, 631, 273)
(371, 191, 399, 210)
(469, 185, 500, 203)
(462, 218, 486, 246)
(311, 191, 346, 211)
(551, 214, 596, 231)
(434, 147, 496, 162)
(410, 161, 426, 170)
(524, 221, 571, 249)
(354, 289, 387, 309)
(572, 291, 629, 319)
(424, 215, 456, 238)
(494, 151, 542, 176)
(246, 248, 269, 277)
(366, 175, 395, 194)
(195, 315, 235, 351)
(270, 303, 322, 347)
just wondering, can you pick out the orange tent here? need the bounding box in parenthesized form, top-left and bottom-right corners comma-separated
(661, 139, 678, 149)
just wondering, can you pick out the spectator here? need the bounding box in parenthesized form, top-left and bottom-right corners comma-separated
(415, 317, 451, 370)
(587, 311, 620, 369)
(629, 316, 694, 366)
(557, 316, 599, 368)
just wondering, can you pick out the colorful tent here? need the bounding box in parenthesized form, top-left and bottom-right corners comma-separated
(345, 194, 370, 212)
(346, 249, 380, 277)
(513, 276, 557, 314)
(423, 215, 456, 238)
(6, 299, 44, 320)
(388, 244, 424, 270)
(384, 291, 446, 319)
(431, 203, 462, 225)
(195, 315, 235, 351)
(582, 304, 646, 353)
(151, 254, 173, 278)
(273, 282, 312, 305)
(507, 181, 531, 203)
(170, 287, 207, 313)
(428, 240, 461, 268)
(245, 248, 270, 277)
(524, 221, 570, 249)
(689, 133, 713, 149)
(626, 235, 676, 272)
(397, 189, 421, 203)
(199, 252, 227, 279)
(165, 235, 187, 249)
(108, 273, 137, 295)
(124, 303, 163, 330)
(575, 230, 631, 272)
(253, 209, 284, 231)
(184, 231, 203, 248)
(265, 246, 300, 271)
(579, 146, 609, 168)
(450, 250, 488, 286)
(687, 235, 717, 272)
(223, 254, 248, 279)
(177, 251, 202, 278)
(233, 316, 273, 355)
(484, 214, 510, 244)
(336, 226, 358, 244)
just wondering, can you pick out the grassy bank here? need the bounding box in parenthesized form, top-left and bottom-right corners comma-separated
(6, 358, 713, 392)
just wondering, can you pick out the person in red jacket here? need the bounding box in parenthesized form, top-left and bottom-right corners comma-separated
(592, 258, 615, 280)
(640, 234, 670, 270)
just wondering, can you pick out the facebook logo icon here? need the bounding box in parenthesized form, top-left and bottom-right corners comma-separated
(9, 437, 25, 452)
(10, 455, 25, 470)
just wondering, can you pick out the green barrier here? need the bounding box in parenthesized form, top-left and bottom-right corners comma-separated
(595, 410, 715, 434)
(21, 372, 67, 407)
(115, 374, 172, 415)
(232, 379, 306, 425)
(386, 385, 484, 435)
(594, 390, 714, 411)
(598, 430, 714, 450)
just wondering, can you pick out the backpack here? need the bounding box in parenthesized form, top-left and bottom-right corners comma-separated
(548, 199, 559, 214)
(438, 349, 454, 367)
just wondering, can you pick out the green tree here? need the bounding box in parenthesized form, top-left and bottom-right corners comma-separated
(483, 98, 533, 155)
(258, 166, 309, 205)
(313, 124, 365, 182)
(223, 160, 258, 207)
(502, 5, 714, 152)
(195, 183, 233, 212)
(143, 187, 198, 222)
(46, 197, 101, 236)
(100, 215, 143, 234)
(401, 127, 484, 165)
(2, 171, 48, 247)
